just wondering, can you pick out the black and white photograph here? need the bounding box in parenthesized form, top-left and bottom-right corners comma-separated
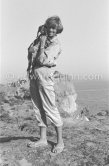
(0, 0, 109, 165)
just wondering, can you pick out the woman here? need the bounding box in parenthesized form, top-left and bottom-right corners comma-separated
(27, 16, 64, 154)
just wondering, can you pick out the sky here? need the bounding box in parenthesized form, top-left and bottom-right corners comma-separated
(1, 0, 109, 83)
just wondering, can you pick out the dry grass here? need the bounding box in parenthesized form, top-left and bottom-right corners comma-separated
(0, 77, 109, 166)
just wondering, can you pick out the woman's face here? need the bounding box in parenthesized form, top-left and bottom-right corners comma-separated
(47, 25, 57, 38)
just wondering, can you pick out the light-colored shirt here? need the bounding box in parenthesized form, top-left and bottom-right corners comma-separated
(33, 36, 62, 85)
(39, 36, 61, 65)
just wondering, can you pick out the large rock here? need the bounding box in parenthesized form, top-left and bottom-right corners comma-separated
(53, 71, 89, 122)
(60, 94, 77, 114)
(54, 71, 78, 116)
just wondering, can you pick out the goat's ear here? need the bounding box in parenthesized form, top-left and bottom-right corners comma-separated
(37, 25, 46, 36)
(38, 25, 45, 32)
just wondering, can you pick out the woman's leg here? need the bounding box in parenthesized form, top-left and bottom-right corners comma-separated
(31, 126, 47, 146)
(55, 126, 63, 145)
(28, 126, 47, 147)
(52, 126, 64, 153)
(39, 126, 47, 142)
(28, 79, 48, 147)
(38, 84, 64, 152)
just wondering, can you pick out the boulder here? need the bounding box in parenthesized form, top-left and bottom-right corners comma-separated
(60, 94, 77, 114)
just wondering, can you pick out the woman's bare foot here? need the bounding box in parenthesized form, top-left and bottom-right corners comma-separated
(51, 142, 64, 154)
(27, 139, 48, 148)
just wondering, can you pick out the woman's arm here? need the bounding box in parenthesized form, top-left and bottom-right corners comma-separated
(37, 36, 61, 67)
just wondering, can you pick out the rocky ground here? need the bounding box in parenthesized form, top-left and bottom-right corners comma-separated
(0, 73, 109, 166)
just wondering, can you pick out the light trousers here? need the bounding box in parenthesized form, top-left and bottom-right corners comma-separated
(30, 75, 63, 127)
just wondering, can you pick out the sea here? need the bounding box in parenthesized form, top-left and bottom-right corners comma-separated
(73, 80, 109, 114)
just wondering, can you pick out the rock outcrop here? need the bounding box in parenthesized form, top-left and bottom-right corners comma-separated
(0, 71, 90, 123)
